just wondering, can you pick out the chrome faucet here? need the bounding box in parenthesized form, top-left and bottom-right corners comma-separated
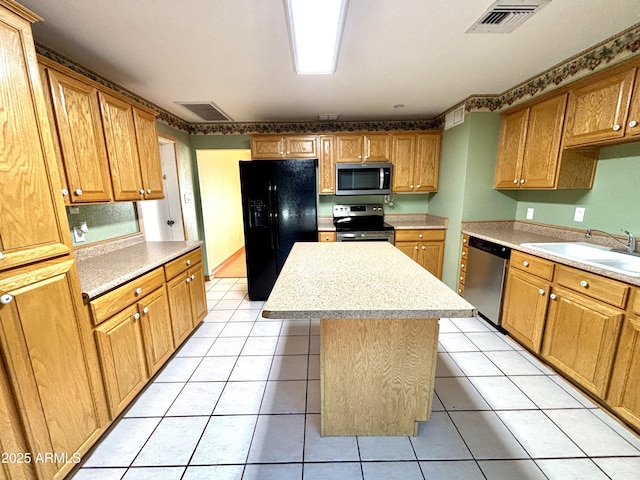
(585, 228, 637, 254)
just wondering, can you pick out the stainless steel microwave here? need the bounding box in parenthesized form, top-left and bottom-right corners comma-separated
(335, 162, 392, 195)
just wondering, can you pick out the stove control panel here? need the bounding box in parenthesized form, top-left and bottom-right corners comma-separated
(333, 204, 384, 218)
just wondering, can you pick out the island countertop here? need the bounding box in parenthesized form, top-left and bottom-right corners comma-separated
(263, 242, 476, 319)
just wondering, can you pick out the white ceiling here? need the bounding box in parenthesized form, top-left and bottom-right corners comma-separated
(21, 0, 640, 124)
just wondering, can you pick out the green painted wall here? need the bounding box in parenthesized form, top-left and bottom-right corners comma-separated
(515, 142, 640, 233)
(318, 193, 429, 217)
(66, 203, 139, 246)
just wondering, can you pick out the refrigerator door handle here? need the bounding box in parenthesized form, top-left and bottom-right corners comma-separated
(267, 183, 276, 251)
(272, 184, 280, 249)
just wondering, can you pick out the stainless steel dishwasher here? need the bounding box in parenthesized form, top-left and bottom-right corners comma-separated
(464, 236, 511, 331)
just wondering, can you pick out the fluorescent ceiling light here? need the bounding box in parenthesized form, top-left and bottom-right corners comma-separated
(286, 0, 348, 74)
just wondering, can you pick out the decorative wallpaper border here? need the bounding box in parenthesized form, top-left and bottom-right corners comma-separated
(37, 21, 640, 134)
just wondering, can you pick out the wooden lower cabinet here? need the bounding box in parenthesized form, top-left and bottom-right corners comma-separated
(395, 229, 445, 279)
(502, 268, 550, 353)
(318, 232, 336, 242)
(0, 257, 108, 480)
(167, 272, 197, 346)
(541, 286, 624, 397)
(138, 287, 174, 376)
(188, 263, 208, 325)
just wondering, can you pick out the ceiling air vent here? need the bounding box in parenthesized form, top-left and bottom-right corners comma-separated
(175, 101, 232, 121)
(467, 0, 551, 33)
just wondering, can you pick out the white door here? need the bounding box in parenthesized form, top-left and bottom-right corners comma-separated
(139, 137, 185, 241)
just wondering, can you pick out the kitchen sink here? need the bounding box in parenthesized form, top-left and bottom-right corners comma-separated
(520, 242, 640, 277)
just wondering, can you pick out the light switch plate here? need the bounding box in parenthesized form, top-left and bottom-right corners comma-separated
(526, 208, 534, 220)
(574, 207, 586, 222)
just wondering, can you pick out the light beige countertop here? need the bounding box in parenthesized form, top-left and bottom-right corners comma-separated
(76, 240, 203, 300)
(263, 242, 476, 319)
(462, 221, 640, 287)
(317, 213, 447, 232)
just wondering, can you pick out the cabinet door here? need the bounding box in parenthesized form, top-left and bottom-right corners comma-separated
(133, 108, 164, 200)
(46, 69, 113, 202)
(99, 92, 144, 201)
(167, 273, 194, 346)
(391, 134, 415, 192)
(95, 304, 148, 418)
(318, 135, 336, 194)
(607, 314, 640, 429)
(188, 263, 208, 325)
(564, 67, 636, 146)
(0, 8, 71, 271)
(494, 108, 528, 189)
(251, 136, 284, 159)
(418, 242, 444, 279)
(395, 242, 420, 263)
(501, 268, 550, 353)
(626, 70, 640, 138)
(336, 135, 364, 162)
(138, 288, 174, 376)
(0, 258, 107, 479)
(364, 134, 392, 162)
(284, 135, 317, 158)
(415, 133, 440, 191)
(520, 94, 567, 189)
(541, 286, 624, 397)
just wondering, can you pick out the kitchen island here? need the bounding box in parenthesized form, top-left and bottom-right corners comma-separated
(263, 242, 476, 436)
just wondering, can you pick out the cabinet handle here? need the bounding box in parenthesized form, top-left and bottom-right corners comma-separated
(513, 179, 518, 184)
(186, 259, 191, 266)
(418, 234, 423, 238)
(142, 307, 149, 314)
(191, 274, 195, 280)
(462, 251, 466, 256)
(410, 185, 414, 189)
(186, 278, 191, 283)
(580, 280, 588, 287)
(134, 287, 142, 295)
(523, 261, 529, 267)
(538, 289, 545, 295)
(146, 189, 152, 194)
(139, 189, 145, 195)
(629, 120, 638, 128)
(550, 293, 557, 300)
(520, 179, 525, 184)
(1, 294, 13, 305)
(463, 239, 467, 244)
(75, 188, 83, 196)
(133, 312, 140, 320)
(460, 276, 464, 281)
(458, 289, 462, 293)
(61, 188, 69, 196)
(414, 246, 419, 250)
(416, 184, 421, 189)
(613, 124, 621, 131)
(421, 246, 426, 250)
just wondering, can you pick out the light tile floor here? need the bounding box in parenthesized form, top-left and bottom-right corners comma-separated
(72, 277, 640, 480)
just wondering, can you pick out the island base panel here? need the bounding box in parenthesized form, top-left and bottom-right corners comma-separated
(320, 317, 439, 436)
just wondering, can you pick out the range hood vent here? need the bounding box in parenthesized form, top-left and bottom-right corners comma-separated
(175, 101, 232, 122)
(467, 0, 551, 33)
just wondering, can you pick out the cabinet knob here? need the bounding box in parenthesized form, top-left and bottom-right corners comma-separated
(629, 120, 638, 128)
(418, 234, 423, 238)
(523, 261, 529, 267)
(417, 184, 421, 188)
(61, 188, 69, 196)
(0, 294, 13, 305)
(133, 312, 140, 320)
(550, 293, 557, 300)
(0, 251, 3, 259)
(191, 274, 195, 280)
(146, 188, 152, 194)
(421, 246, 426, 250)
(460, 276, 464, 281)
(613, 124, 622, 131)
(358, 155, 362, 159)
(410, 185, 414, 189)
(513, 179, 518, 184)
(463, 239, 467, 243)
(462, 251, 466, 256)
(139, 189, 145, 195)
(414, 246, 419, 250)
(458, 289, 462, 293)
(75, 188, 83, 196)
(186, 259, 191, 266)
(142, 307, 149, 314)
(135, 287, 142, 295)
(461, 263, 465, 269)
(538, 289, 545, 295)
(580, 280, 588, 288)
(330, 187, 334, 191)
(520, 179, 525, 184)
(186, 277, 191, 283)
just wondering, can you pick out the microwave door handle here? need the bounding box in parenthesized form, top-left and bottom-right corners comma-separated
(379, 168, 384, 189)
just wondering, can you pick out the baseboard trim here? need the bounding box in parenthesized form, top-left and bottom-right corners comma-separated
(211, 247, 245, 277)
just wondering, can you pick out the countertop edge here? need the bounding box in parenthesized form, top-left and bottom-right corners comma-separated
(262, 308, 477, 320)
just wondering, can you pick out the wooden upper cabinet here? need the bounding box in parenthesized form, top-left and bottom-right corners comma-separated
(626, 70, 640, 139)
(44, 68, 113, 203)
(564, 67, 636, 147)
(0, 4, 71, 272)
(391, 134, 416, 192)
(318, 135, 336, 194)
(495, 93, 598, 190)
(250, 135, 317, 159)
(99, 92, 145, 201)
(133, 108, 164, 199)
(415, 133, 440, 191)
(335, 134, 364, 162)
(336, 133, 391, 163)
(365, 134, 392, 162)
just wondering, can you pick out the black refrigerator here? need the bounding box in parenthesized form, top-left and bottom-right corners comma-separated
(239, 159, 318, 300)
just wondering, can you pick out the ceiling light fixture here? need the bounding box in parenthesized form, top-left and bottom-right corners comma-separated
(285, 0, 349, 74)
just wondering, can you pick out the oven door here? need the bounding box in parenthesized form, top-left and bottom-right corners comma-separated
(336, 231, 395, 243)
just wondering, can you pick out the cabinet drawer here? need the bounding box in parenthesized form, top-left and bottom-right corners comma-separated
(90, 268, 165, 325)
(318, 232, 336, 242)
(458, 271, 466, 285)
(555, 265, 629, 308)
(164, 248, 203, 280)
(511, 250, 555, 280)
(395, 229, 445, 242)
(633, 289, 640, 316)
(460, 246, 469, 262)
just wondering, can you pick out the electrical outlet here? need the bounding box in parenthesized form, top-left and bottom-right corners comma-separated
(73, 227, 85, 242)
(574, 207, 586, 222)
(526, 208, 534, 220)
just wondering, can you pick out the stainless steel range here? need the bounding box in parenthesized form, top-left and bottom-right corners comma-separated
(333, 204, 395, 243)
